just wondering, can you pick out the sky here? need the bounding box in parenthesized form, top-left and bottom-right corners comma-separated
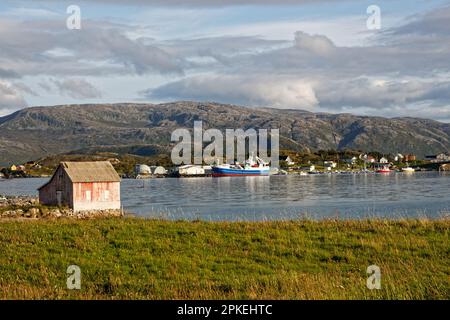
(0, 0, 450, 122)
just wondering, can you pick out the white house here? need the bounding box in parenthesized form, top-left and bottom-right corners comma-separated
(426, 153, 450, 163)
(379, 157, 389, 164)
(394, 153, 404, 162)
(324, 161, 337, 168)
(285, 156, 295, 166)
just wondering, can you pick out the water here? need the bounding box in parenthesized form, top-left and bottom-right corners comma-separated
(1, 172, 449, 221)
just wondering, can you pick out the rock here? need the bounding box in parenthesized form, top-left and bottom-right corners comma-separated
(29, 207, 40, 218)
(0, 195, 125, 220)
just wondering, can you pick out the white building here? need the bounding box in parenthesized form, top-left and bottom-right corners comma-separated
(344, 157, 357, 164)
(178, 165, 205, 176)
(135, 164, 152, 176)
(153, 166, 168, 176)
(394, 154, 404, 162)
(379, 157, 389, 164)
(426, 153, 450, 163)
(324, 161, 337, 168)
(285, 156, 295, 166)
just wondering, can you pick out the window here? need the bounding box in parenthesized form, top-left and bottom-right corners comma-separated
(104, 190, 110, 201)
(85, 190, 91, 202)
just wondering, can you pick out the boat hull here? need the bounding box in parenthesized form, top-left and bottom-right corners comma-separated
(212, 167, 270, 177)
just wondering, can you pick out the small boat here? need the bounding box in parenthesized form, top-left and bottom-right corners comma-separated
(376, 165, 392, 173)
(402, 166, 415, 172)
(212, 154, 270, 177)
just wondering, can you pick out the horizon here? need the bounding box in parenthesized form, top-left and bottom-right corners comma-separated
(1, 0, 450, 122)
(1, 100, 449, 124)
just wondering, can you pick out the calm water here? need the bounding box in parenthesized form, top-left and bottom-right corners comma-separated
(1, 172, 449, 221)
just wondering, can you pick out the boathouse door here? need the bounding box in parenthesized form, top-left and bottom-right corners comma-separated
(56, 191, 62, 206)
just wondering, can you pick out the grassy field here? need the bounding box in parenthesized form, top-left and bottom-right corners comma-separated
(0, 218, 448, 299)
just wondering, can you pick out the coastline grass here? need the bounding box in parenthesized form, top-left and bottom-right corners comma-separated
(0, 217, 448, 299)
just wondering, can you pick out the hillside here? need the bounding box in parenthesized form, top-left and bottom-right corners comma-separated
(1, 102, 449, 165)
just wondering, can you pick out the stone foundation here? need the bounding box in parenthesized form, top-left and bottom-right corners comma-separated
(0, 195, 124, 220)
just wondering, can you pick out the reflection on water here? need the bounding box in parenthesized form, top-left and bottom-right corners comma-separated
(1, 172, 449, 221)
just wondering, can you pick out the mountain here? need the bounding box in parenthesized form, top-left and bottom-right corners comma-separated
(1, 101, 449, 165)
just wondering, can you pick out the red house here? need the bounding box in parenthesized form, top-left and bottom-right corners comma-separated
(38, 161, 121, 212)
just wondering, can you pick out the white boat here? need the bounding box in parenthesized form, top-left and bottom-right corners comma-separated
(402, 162, 415, 172)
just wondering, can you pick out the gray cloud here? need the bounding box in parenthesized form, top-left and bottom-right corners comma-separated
(51, 78, 102, 99)
(316, 79, 450, 109)
(0, 19, 184, 78)
(2, 1, 449, 121)
(0, 81, 28, 112)
(386, 5, 450, 37)
(40, 0, 340, 7)
(144, 6, 450, 121)
(0, 68, 21, 79)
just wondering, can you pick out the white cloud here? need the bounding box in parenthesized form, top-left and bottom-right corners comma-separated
(147, 75, 318, 109)
(1, 1, 450, 121)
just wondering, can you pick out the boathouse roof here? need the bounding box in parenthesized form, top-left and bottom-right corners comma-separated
(38, 161, 121, 191)
(61, 161, 121, 183)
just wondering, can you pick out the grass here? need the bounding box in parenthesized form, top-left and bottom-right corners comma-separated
(0, 217, 448, 300)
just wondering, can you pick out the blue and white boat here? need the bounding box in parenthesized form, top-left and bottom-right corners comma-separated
(212, 155, 270, 177)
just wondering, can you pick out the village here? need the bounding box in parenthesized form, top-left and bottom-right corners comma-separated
(1, 149, 449, 221)
(1, 150, 449, 180)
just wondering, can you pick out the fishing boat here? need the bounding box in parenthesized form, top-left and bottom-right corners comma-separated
(212, 154, 270, 177)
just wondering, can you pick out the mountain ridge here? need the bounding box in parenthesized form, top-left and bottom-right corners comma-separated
(0, 102, 449, 165)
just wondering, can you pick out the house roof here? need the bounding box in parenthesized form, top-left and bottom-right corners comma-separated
(38, 161, 121, 190)
(61, 161, 121, 183)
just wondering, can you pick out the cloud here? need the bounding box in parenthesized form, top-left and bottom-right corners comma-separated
(316, 78, 450, 109)
(143, 5, 450, 121)
(0, 68, 21, 79)
(0, 81, 28, 114)
(0, 19, 184, 78)
(40, 0, 340, 7)
(1, 7, 60, 18)
(146, 75, 318, 109)
(51, 79, 102, 99)
(386, 5, 450, 37)
(1, 1, 450, 121)
(294, 31, 335, 56)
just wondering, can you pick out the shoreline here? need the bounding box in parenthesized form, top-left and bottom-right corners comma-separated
(1, 195, 449, 222)
(0, 196, 124, 220)
(0, 168, 447, 180)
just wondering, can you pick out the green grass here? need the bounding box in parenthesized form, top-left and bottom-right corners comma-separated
(0, 218, 448, 299)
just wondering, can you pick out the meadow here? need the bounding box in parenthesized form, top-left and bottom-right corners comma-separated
(0, 218, 448, 299)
